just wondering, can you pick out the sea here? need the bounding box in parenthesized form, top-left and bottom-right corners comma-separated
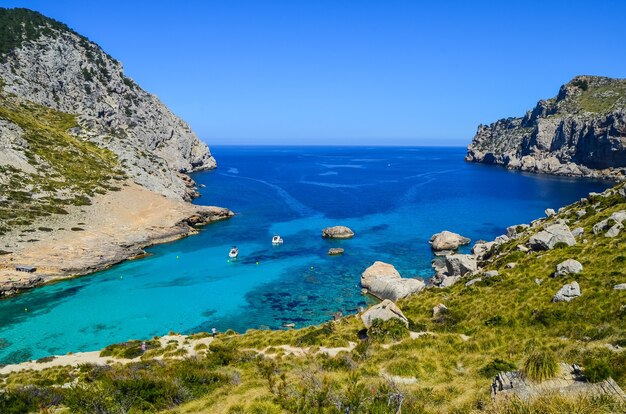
(0, 146, 612, 364)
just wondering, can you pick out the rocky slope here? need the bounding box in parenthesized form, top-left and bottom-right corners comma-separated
(466, 75, 626, 179)
(0, 7, 215, 205)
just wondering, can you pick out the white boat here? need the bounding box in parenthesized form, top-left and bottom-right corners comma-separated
(228, 246, 239, 259)
(272, 235, 283, 245)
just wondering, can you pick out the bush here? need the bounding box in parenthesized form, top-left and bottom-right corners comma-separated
(367, 318, 409, 342)
(479, 358, 517, 378)
(522, 349, 559, 382)
(584, 359, 612, 383)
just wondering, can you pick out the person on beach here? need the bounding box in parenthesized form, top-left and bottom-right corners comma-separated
(141, 341, 146, 353)
(211, 327, 217, 337)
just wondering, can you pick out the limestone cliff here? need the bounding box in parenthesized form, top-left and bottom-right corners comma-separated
(0, 8, 215, 203)
(466, 75, 626, 179)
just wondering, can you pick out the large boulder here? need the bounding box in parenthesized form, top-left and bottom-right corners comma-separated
(528, 224, 576, 250)
(429, 231, 470, 251)
(361, 261, 425, 301)
(322, 226, 354, 239)
(361, 299, 408, 328)
(592, 210, 626, 235)
(445, 254, 477, 276)
(554, 259, 583, 277)
(472, 241, 495, 259)
(552, 281, 581, 302)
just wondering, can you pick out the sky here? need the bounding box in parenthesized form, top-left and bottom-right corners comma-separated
(1, 1, 625, 146)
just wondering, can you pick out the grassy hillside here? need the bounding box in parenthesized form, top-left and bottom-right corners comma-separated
(0, 88, 125, 235)
(1, 186, 626, 413)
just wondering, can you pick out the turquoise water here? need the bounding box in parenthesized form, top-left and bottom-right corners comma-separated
(0, 146, 611, 364)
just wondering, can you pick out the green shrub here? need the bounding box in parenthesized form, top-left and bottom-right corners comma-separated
(367, 318, 409, 342)
(584, 359, 612, 383)
(522, 349, 559, 382)
(479, 358, 517, 378)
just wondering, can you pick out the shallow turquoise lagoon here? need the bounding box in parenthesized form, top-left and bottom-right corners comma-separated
(0, 146, 611, 363)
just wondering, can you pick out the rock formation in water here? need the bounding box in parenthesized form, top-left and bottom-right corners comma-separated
(466, 75, 626, 179)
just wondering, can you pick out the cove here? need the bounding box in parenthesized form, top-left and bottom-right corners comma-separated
(0, 146, 612, 364)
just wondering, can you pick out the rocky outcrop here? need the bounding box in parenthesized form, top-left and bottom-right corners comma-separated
(322, 226, 354, 239)
(528, 224, 576, 250)
(445, 254, 477, 276)
(466, 76, 626, 180)
(592, 210, 626, 236)
(554, 259, 583, 277)
(361, 261, 425, 301)
(429, 231, 470, 251)
(361, 299, 408, 328)
(552, 281, 581, 302)
(0, 8, 215, 202)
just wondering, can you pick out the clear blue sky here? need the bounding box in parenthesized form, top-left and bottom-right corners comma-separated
(1, 1, 625, 145)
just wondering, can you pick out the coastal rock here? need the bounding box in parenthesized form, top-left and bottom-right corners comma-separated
(552, 281, 581, 302)
(328, 248, 345, 255)
(554, 259, 583, 277)
(445, 254, 477, 276)
(528, 224, 576, 250)
(494, 235, 510, 245)
(361, 261, 425, 301)
(361, 299, 408, 329)
(432, 303, 448, 318)
(438, 275, 461, 288)
(472, 241, 495, 258)
(429, 231, 470, 251)
(506, 224, 529, 239)
(545, 208, 556, 217)
(465, 76, 626, 180)
(605, 223, 623, 238)
(484, 270, 499, 278)
(322, 226, 355, 239)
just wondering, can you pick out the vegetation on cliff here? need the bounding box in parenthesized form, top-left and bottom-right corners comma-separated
(1, 185, 625, 413)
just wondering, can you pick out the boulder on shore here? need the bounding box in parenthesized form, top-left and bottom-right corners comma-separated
(429, 231, 470, 251)
(361, 299, 408, 328)
(445, 254, 477, 276)
(554, 259, 583, 277)
(361, 261, 425, 301)
(552, 281, 581, 302)
(322, 226, 354, 239)
(528, 224, 576, 250)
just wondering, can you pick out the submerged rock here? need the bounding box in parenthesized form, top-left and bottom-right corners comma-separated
(322, 226, 354, 239)
(361, 261, 425, 301)
(528, 224, 576, 250)
(361, 299, 408, 328)
(429, 231, 470, 251)
(328, 248, 345, 255)
(552, 281, 581, 302)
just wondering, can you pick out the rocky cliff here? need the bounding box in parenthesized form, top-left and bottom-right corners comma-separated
(466, 75, 626, 179)
(0, 8, 215, 204)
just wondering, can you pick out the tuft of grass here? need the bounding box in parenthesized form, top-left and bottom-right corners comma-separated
(522, 349, 559, 382)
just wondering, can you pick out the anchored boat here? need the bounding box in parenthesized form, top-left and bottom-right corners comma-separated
(272, 235, 284, 245)
(228, 246, 239, 259)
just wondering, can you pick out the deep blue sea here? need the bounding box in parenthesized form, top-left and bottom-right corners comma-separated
(0, 146, 611, 364)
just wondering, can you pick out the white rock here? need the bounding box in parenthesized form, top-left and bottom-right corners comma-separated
(429, 231, 470, 251)
(432, 303, 448, 318)
(554, 259, 583, 277)
(552, 281, 581, 302)
(528, 224, 576, 250)
(505, 262, 517, 269)
(545, 208, 556, 217)
(465, 277, 482, 287)
(605, 222, 623, 238)
(361, 299, 408, 328)
(361, 261, 425, 301)
(614, 283, 626, 290)
(484, 270, 499, 278)
(572, 227, 584, 237)
(445, 254, 477, 276)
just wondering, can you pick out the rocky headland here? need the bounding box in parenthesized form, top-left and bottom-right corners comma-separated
(0, 8, 232, 295)
(466, 75, 626, 180)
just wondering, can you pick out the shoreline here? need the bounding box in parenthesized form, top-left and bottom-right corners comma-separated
(0, 182, 233, 298)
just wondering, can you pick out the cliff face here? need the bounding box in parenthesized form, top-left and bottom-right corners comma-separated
(0, 8, 215, 202)
(466, 76, 626, 179)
